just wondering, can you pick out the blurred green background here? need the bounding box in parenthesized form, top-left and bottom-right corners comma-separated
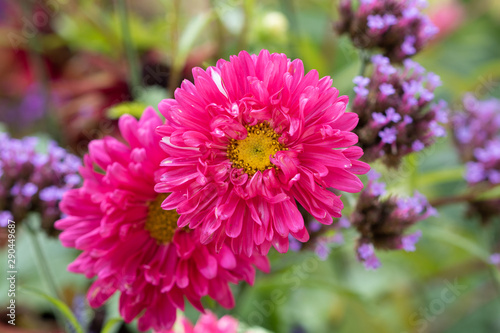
(0, 0, 499, 332)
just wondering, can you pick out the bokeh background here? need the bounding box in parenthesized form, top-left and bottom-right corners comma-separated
(1, 0, 500, 332)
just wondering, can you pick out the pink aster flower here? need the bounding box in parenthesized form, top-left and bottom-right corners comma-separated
(155, 50, 370, 256)
(167, 311, 239, 333)
(55, 108, 269, 332)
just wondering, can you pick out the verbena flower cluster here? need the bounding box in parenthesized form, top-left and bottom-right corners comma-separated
(0, 84, 47, 131)
(335, 0, 439, 62)
(351, 171, 436, 269)
(450, 94, 500, 224)
(333, 0, 443, 270)
(352, 55, 448, 167)
(0, 133, 81, 235)
(451, 94, 500, 185)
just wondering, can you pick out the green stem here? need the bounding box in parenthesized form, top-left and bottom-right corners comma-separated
(210, 0, 227, 60)
(429, 193, 474, 208)
(167, 0, 181, 95)
(238, 0, 254, 51)
(115, 0, 141, 97)
(358, 49, 370, 77)
(280, 0, 299, 57)
(25, 220, 61, 300)
(19, 0, 54, 137)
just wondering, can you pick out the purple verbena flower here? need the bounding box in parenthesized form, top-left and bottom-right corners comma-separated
(385, 107, 402, 123)
(315, 241, 330, 261)
(401, 230, 422, 252)
(0, 133, 81, 236)
(352, 55, 448, 167)
(488, 171, 500, 184)
(380, 83, 396, 96)
(401, 36, 417, 55)
(357, 243, 381, 270)
(490, 253, 500, 266)
(308, 220, 322, 232)
(412, 140, 425, 152)
(353, 76, 370, 98)
(367, 15, 386, 30)
(452, 95, 500, 187)
(372, 112, 387, 125)
(351, 176, 435, 267)
(0, 211, 13, 227)
(383, 14, 397, 26)
(379, 127, 398, 144)
(335, 0, 439, 61)
(338, 217, 351, 229)
(288, 234, 303, 252)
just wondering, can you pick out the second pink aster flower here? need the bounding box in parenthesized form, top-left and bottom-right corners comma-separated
(56, 108, 269, 332)
(156, 50, 370, 256)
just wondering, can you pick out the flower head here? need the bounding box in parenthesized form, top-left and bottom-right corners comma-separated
(452, 95, 500, 186)
(451, 95, 500, 224)
(335, 0, 439, 62)
(56, 108, 269, 332)
(155, 50, 369, 256)
(351, 170, 434, 268)
(352, 55, 448, 167)
(357, 243, 381, 270)
(490, 253, 500, 266)
(0, 133, 81, 235)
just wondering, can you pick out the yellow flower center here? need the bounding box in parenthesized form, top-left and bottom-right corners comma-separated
(227, 122, 287, 175)
(145, 194, 179, 244)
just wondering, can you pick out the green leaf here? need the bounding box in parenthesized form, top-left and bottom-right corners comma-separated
(101, 317, 123, 333)
(20, 286, 84, 333)
(136, 86, 170, 109)
(417, 167, 465, 187)
(106, 102, 148, 119)
(173, 12, 214, 72)
(426, 227, 489, 261)
(295, 36, 328, 76)
(331, 60, 361, 98)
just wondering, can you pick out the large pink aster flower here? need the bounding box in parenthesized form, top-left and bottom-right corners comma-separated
(56, 108, 269, 332)
(156, 50, 370, 256)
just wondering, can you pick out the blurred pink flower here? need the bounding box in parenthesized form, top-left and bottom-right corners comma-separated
(168, 312, 239, 333)
(56, 108, 269, 332)
(428, 0, 466, 39)
(156, 50, 369, 257)
(51, 53, 130, 155)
